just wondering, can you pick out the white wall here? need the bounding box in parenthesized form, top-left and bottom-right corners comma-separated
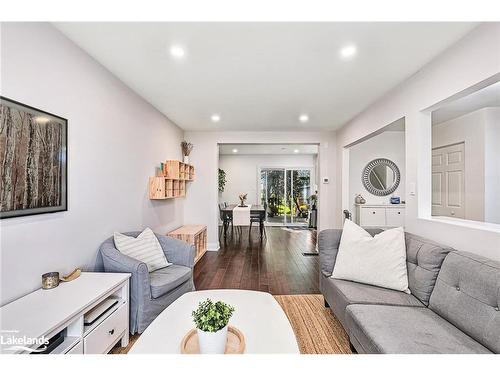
(348, 131, 405, 219)
(0, 23, 185, 305)
(432, 109, 487, 222)
(336, 23, 500, 261)
(484, 108, 500, 224)
(184, 131, 336, 250)
(219, 154, 316, 206)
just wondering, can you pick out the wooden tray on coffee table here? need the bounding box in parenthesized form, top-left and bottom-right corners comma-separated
(180, 325, 245, 354)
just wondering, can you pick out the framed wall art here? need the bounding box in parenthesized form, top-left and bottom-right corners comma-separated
(0, 97, 67, 219)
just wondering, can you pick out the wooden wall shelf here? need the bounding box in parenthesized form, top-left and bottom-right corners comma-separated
(149, 160, 195, 200)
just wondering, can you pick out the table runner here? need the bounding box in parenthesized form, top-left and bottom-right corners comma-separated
(233, 204, 251, 226)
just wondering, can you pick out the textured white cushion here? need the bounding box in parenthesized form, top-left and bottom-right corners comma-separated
(114, 228, 171, 272)
(331, 220, 409, 293)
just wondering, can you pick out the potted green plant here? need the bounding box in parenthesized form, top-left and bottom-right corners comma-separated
(309, 192, 318, 210)
(218, 168, 226, 192)
(192, 298, 235, 354)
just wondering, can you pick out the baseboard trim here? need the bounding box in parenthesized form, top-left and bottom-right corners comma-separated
(207, 242, 220, 251)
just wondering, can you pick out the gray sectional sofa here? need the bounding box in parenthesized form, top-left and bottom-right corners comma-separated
(319, 229, 500, 354)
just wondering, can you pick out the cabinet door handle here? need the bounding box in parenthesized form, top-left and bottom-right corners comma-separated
(108, 329, 115, 335)
(372, 211, 376, 214)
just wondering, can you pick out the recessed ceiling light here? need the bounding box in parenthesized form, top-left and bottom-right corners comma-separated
(294, 149, 300, 153)
(232, 148, 238, 153)
(299, 114, 309, 123)
(211, 114, 221, 123)
(170, 45, 185, 58)
(340, 44, 357, 59)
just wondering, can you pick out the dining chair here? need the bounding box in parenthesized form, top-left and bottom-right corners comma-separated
(249, 202, 266, 238)
(219, 203, 233, 238)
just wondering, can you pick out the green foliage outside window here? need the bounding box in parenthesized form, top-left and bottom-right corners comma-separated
(263, 169, 310, 218)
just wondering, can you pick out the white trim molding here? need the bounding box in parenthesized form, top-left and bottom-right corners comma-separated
(207, 242, 220, 251)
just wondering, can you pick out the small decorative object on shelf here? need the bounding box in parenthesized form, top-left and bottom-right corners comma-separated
(390, 196, 401, 204)
(355, 194, 366, 204)
(42, 272, 60, 289)
(191, 299, 235, 354)
(60, 268, 82, 282)
(238, 193, 248, 207)
(181, 141, 193, 164)
(158, 162, 165, 177)
(41, 268, 82, 290)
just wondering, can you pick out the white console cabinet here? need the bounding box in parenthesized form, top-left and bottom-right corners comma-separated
(0, 272, 130, 354)
(355, 204, 405, 228)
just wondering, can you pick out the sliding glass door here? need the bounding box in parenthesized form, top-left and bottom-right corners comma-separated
(260, 169, 285, 224)
(260, 168, 311, 226)
(285, 169, 311, 225)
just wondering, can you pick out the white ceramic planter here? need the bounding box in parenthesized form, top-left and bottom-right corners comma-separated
(197, 325, 228, 354)
(183, 155, 190, 164)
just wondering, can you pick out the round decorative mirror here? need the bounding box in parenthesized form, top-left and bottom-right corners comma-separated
(362, 158, 400, 196)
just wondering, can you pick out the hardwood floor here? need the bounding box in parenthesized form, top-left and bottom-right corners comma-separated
(193, 226, 319, 295)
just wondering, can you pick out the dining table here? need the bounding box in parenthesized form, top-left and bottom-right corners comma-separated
(221, 204, 266, 239)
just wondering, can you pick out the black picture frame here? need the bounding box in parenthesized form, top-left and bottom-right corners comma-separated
(0, 96, 68, 219)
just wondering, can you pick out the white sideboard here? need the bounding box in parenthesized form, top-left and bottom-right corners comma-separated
(354, 204, 405, 228)
(0, 272, 130, 354)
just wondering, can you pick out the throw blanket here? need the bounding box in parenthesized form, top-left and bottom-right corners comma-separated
(233, 204, 251, 226)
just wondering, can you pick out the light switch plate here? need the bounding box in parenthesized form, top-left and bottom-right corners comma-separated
(409, 182, 416, 196)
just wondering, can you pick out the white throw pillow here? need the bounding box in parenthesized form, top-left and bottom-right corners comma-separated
(114, 228, 171, 272)
(331, 220, 410, 293)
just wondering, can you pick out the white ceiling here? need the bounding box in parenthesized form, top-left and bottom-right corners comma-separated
(54, 22, 477, 131)
(432, 80, 500, 124)
(219, 144, 318, 155)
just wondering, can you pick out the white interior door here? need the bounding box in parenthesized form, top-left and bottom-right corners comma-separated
(432, 142, 465, 219)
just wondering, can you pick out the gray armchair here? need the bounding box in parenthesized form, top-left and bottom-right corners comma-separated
(99, 231, 195, 334)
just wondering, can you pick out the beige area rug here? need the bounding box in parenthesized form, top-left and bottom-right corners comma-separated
(111, 294, 350, 354)
(274, 294, 351, 354)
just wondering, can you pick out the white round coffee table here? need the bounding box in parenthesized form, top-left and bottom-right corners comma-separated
(129, 289, 299, 354)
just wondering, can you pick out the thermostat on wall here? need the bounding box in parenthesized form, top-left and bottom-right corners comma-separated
(323, 177, 329, 184)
